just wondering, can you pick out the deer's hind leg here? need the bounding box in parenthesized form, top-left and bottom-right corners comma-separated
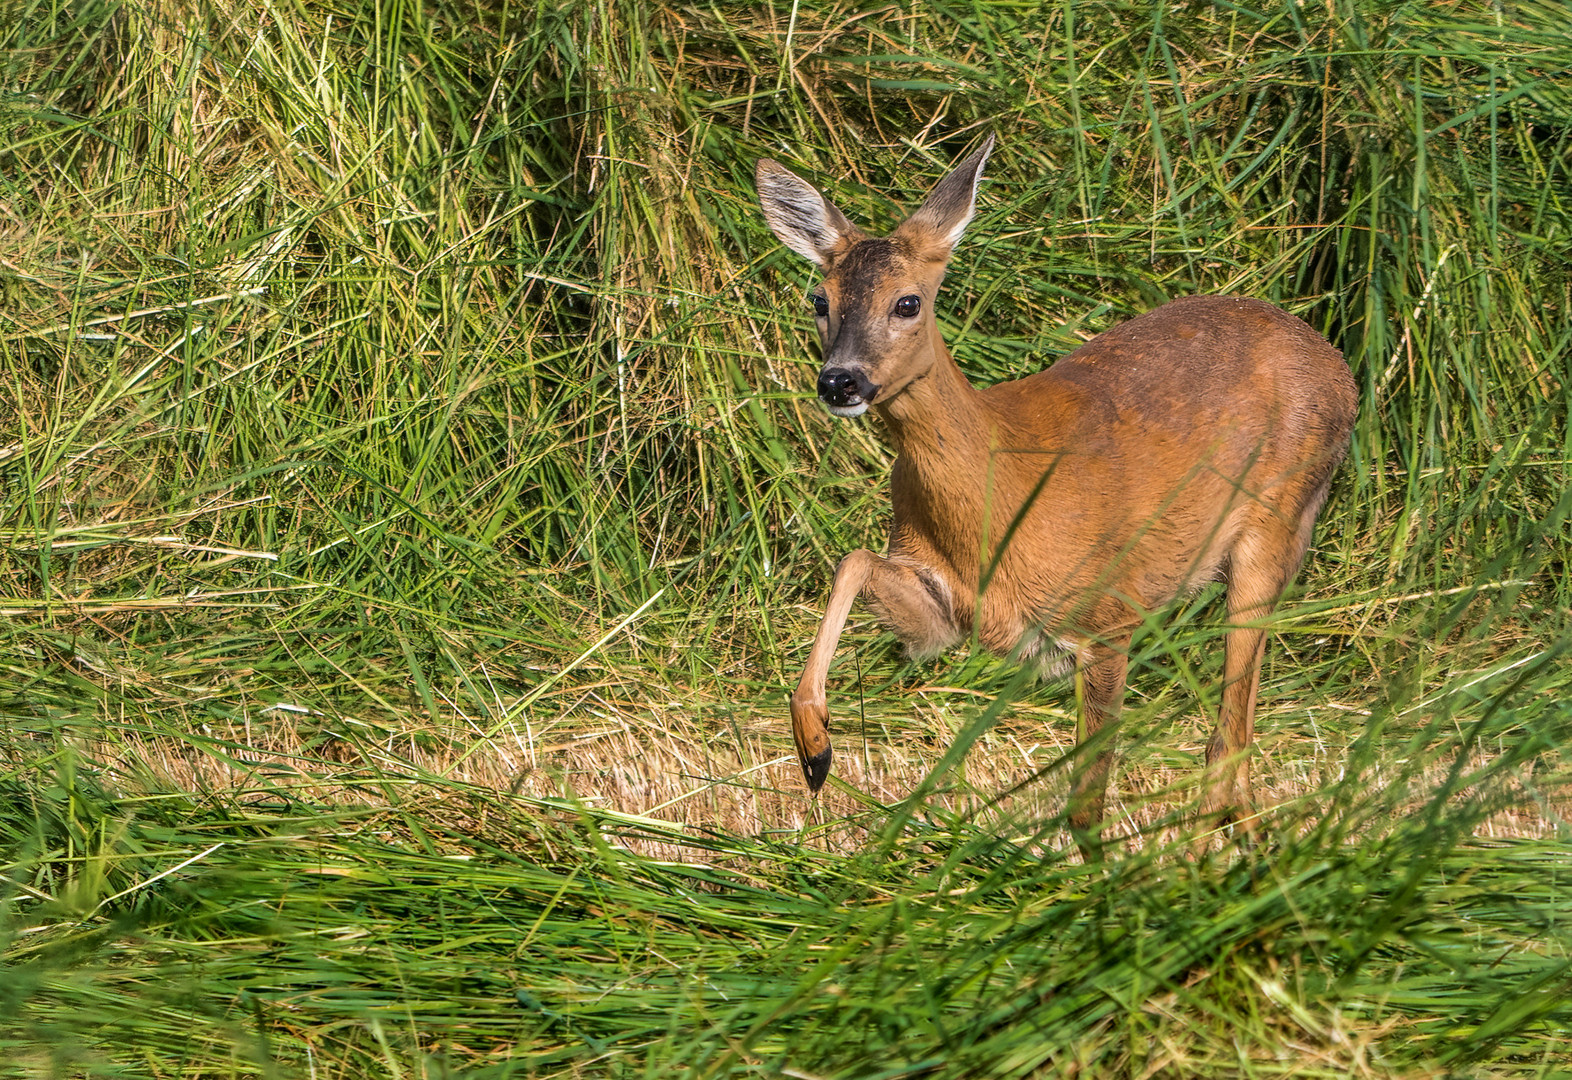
(1204, 493, 1327, 826)
(789, 550, 961, 791)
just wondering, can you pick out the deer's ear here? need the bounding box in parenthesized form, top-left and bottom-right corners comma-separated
(899, 135, 994, 259)
(756, 159, 861, 268)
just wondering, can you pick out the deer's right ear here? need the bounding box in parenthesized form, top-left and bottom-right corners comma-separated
(756, 160, 859, 269)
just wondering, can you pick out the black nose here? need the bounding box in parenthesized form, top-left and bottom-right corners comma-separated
(818, 367, 867, 407)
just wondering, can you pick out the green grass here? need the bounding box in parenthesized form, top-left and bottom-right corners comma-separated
(3, 0, 1571, 1074)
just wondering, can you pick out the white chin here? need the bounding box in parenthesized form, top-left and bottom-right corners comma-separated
(825, 401, 869, 418)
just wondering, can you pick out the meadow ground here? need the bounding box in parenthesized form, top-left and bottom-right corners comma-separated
(3, 0, 1571, 1075)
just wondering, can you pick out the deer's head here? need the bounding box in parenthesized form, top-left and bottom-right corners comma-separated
(756, 138, 994, 417)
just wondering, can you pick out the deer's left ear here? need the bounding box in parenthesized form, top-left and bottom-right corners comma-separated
(898, 135, 995, 259)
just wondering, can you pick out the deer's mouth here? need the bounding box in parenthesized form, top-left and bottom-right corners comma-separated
(825, 399, 869, 418)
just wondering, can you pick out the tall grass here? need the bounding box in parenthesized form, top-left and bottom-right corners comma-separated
(2, 0, 1570, 1074)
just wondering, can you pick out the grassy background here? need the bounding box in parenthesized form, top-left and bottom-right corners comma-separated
(3, 0, 1571, 1074)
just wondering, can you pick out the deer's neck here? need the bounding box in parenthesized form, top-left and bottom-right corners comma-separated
(877, 336, 991, 461)
(877, 337, 1001, 584)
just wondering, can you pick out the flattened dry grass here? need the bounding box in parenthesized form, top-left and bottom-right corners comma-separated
(51, 636, 1571, 858)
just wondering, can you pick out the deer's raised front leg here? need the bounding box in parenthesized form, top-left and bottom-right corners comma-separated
(789, 549, 960, 791)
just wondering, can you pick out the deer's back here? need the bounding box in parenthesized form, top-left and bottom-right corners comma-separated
(1002, 296, 1353, 452)
(943, 296, 1356, 642)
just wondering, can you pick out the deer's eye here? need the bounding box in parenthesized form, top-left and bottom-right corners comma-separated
(811, 294, 830, 318)
(894, 294, 921, 318)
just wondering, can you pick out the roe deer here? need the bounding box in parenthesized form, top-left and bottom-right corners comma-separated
(755, 137, 1357, 850)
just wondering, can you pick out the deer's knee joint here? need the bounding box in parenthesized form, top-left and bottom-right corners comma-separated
(834, 548, 880, 577)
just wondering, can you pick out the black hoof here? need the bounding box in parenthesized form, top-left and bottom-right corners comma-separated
(801, 746, 832, 793)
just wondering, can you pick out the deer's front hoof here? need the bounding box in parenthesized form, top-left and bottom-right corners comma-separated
(789, 694, 833, 793)
(801, 745, 832, 792)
